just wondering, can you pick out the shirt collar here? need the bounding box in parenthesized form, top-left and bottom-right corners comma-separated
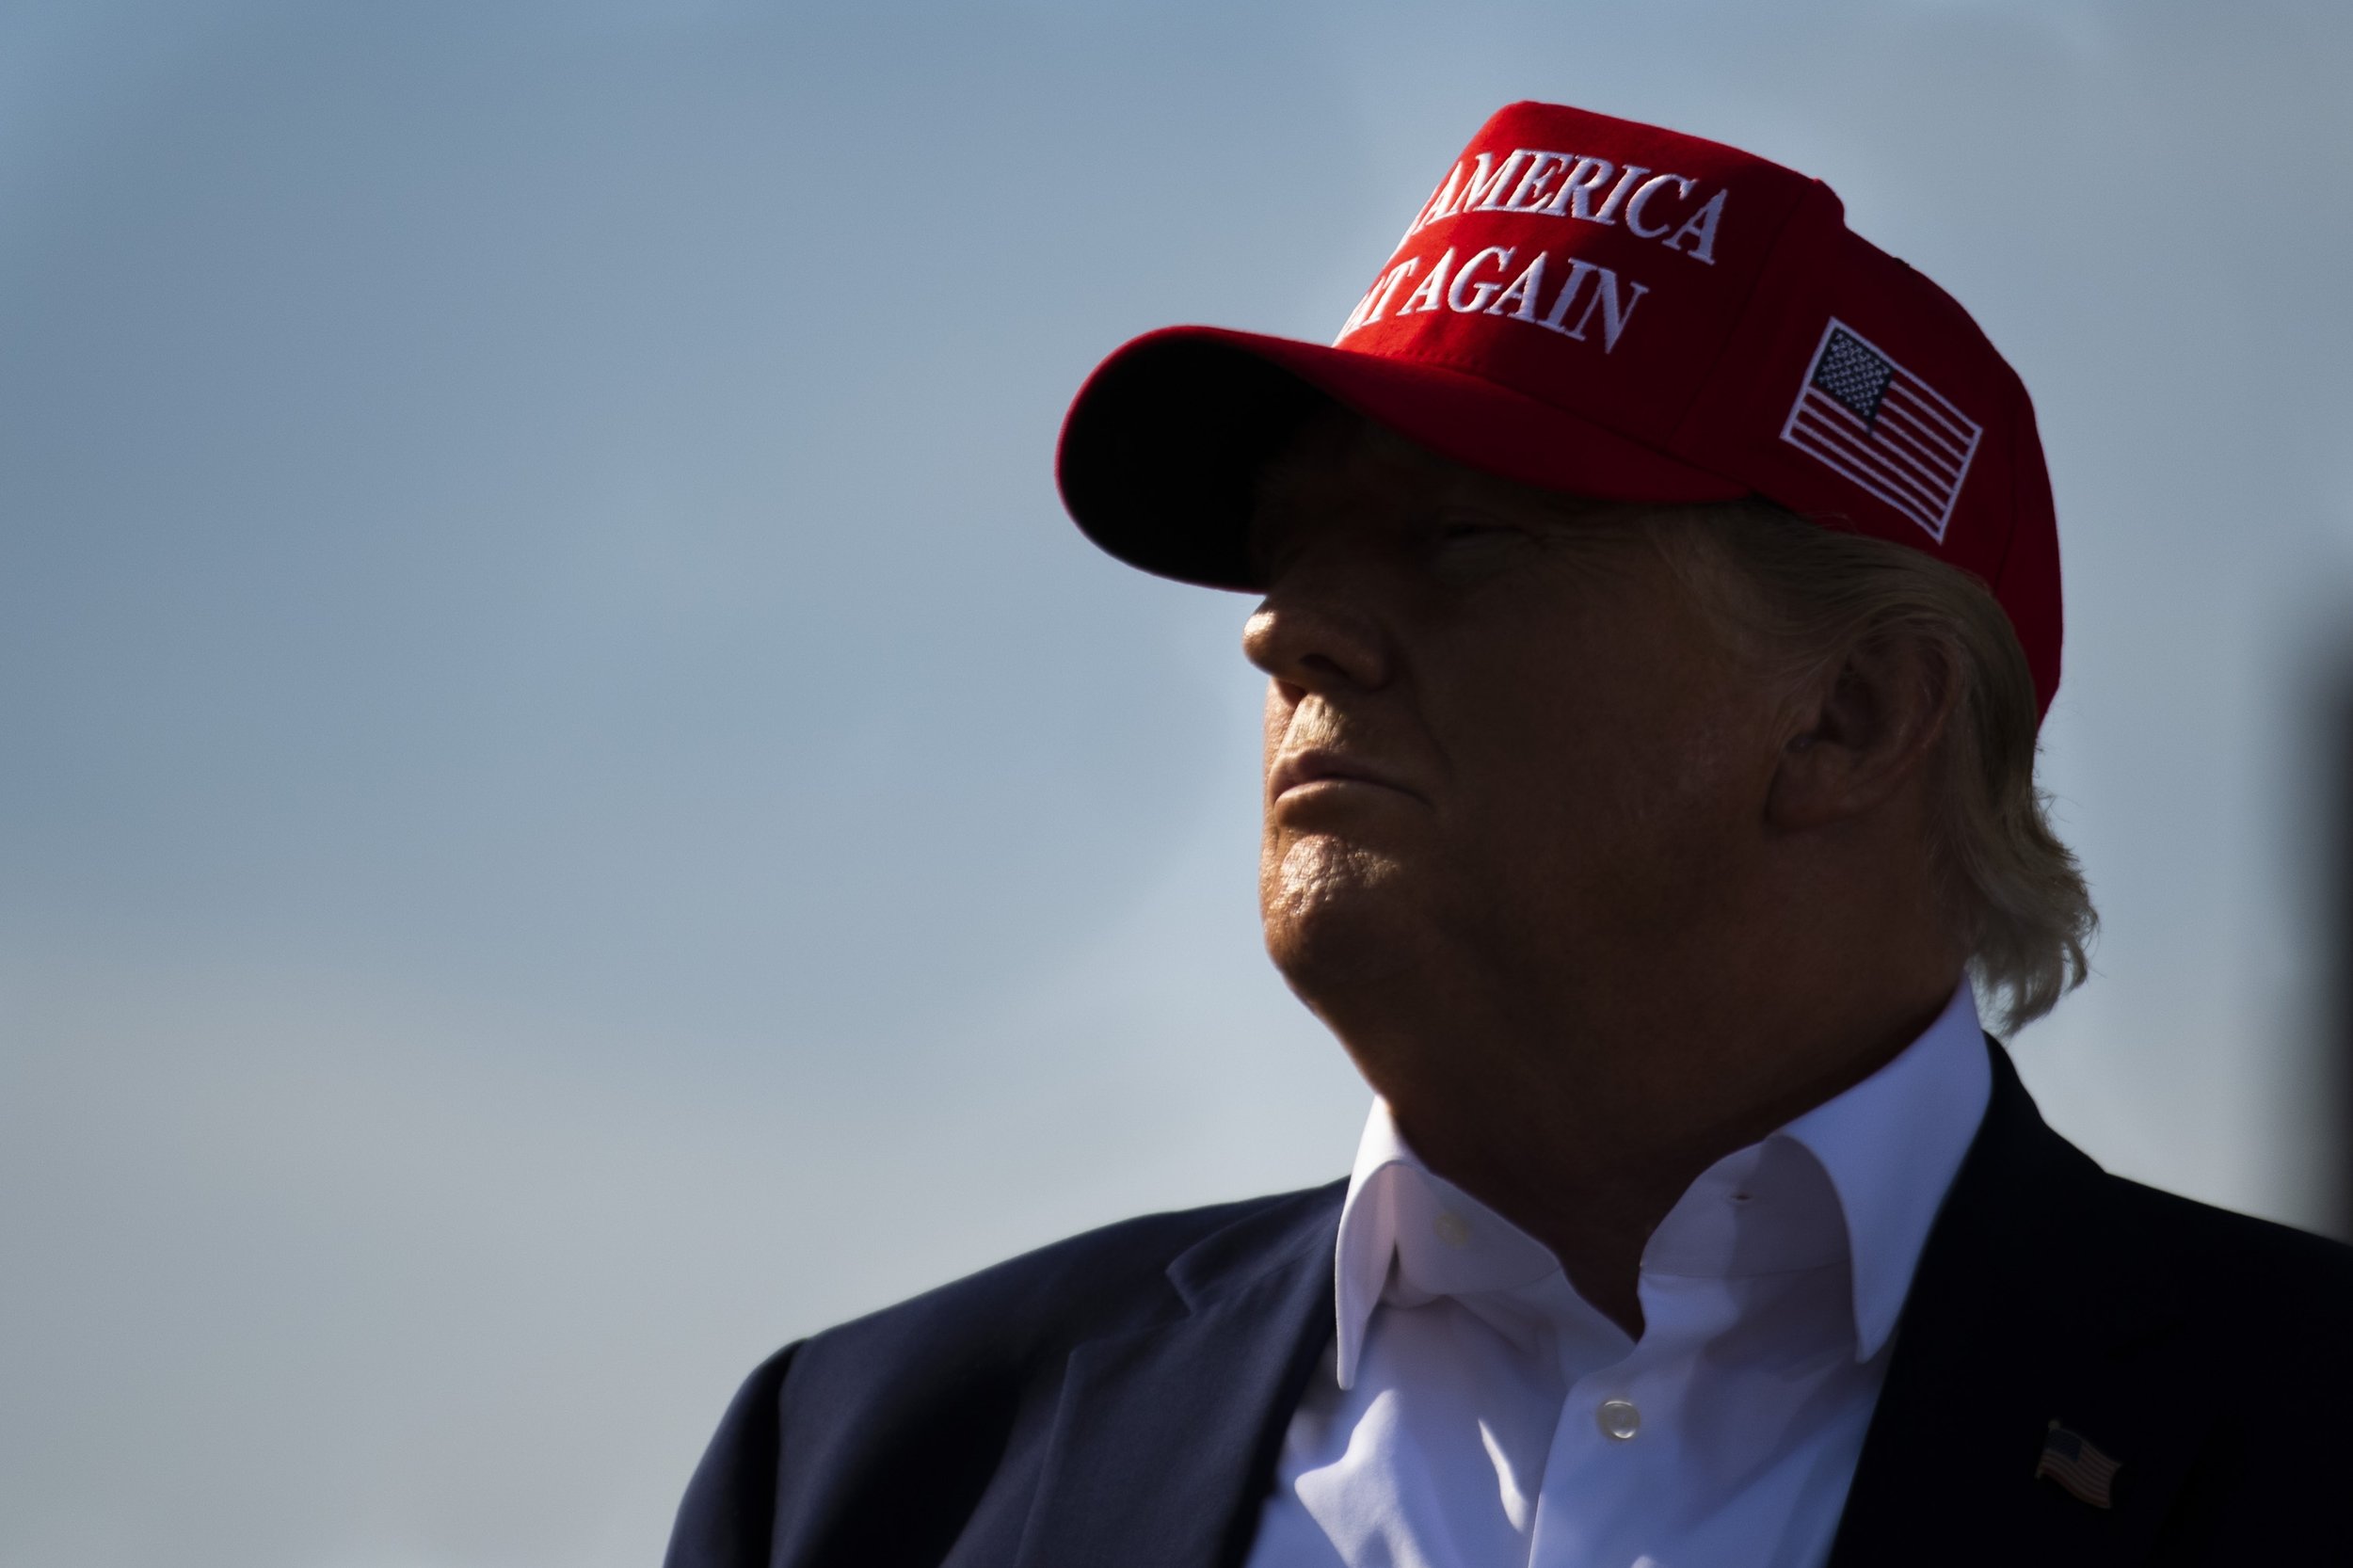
(1775, 979, 1991, 1360)
(1328, 981, 1991, 1387)
(1332, 1099, 1564, 1388)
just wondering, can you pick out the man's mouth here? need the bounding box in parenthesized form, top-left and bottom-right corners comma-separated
(1268, 748, 1424, 804)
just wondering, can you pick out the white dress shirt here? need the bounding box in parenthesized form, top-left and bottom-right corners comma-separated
(1242, 983, 1993, 1568)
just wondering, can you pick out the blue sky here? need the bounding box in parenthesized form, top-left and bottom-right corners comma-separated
(5, 3, 2352, 1564)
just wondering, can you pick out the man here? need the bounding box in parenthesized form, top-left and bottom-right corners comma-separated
(667, 103, 2352, 1566)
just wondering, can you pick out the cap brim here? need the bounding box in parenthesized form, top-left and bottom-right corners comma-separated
(1056, 325, 1749, 590)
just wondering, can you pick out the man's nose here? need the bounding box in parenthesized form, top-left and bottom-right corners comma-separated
(1241, 555, 1393, 695)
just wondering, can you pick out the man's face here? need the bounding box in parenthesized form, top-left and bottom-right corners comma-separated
(1245, 416, 1790, 1048)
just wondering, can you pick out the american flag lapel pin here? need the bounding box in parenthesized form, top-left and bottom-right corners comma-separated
(2035, 1418, 2122, 1509)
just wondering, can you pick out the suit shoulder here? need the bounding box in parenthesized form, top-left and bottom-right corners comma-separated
(668, 1184, 1342, 1567)
(2099, 1171, 2353, 1278)
(2095, 1170, 2353, 1333)
(798, 1181, 1343, 1375)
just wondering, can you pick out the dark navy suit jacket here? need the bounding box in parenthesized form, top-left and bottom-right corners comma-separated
(666, 1048, 2353, 1566)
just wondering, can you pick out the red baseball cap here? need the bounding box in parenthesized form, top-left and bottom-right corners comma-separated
(1057, 101, 2062, 719)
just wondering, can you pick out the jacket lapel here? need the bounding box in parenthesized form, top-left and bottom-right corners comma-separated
(1012, 1184, 1341, 1568)
(1825, 1042, 2215, 1568)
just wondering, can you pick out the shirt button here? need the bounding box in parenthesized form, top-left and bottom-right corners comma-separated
(1596, 1399, 1641, 1441)
(1433, 1211, 1472, 1248)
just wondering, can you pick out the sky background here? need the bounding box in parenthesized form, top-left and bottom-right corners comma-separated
(5, 3, 2352, 1565)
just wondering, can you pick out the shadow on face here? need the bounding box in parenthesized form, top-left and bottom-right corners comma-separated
(1241, 408, 1792, 1048)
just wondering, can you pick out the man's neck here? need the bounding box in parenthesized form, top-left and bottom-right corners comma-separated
(1356, 974, 1963, 1337)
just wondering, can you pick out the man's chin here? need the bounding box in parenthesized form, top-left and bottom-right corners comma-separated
(1260, 835, 1433, 1003)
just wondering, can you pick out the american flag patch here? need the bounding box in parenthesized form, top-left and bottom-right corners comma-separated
(2035, 1420, 2121, 1509)
(1780, 318, 1982, 543)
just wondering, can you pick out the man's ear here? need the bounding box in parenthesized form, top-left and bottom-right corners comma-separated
(1766, 631, 1958, 832)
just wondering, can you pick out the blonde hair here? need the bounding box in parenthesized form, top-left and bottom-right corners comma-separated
(1648, 498, 2094, 1033)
